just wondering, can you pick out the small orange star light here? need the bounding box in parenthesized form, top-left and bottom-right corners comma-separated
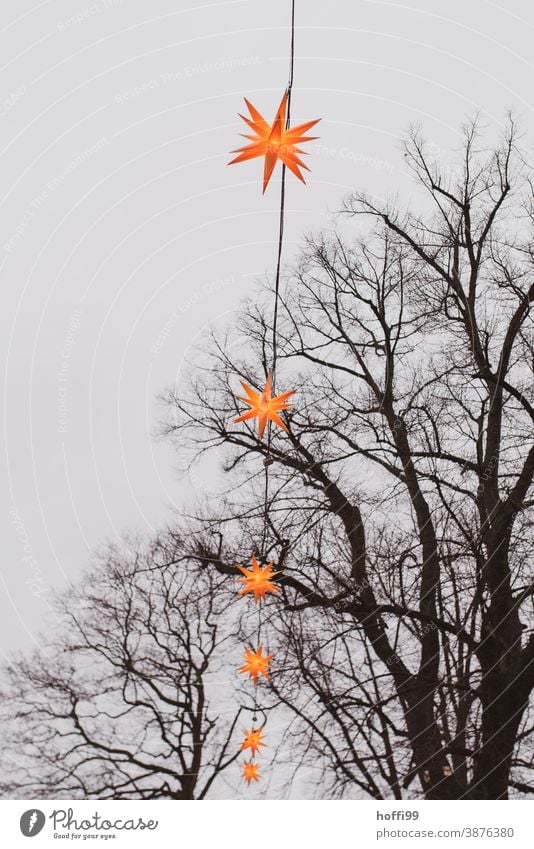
(229, 90, 320, 192)
(234, 373, 295, 439)
(241, 727, 267, 757)
(239, 645, 275, 682)
(242, 761, 261, 785)
(236, 555, 281, 604)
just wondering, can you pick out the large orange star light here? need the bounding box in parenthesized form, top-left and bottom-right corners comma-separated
(234, 373, 295, 439)
(228, 90, 320, 193)
(241, 727, 267, 757)
(236, 555, 281, 604)
(239, 645, 275, 683)
(242, 761, 261, 785)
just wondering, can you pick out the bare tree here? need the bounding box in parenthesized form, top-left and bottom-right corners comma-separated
(0, 537, 242, 799)
(164, 117, 534, 799)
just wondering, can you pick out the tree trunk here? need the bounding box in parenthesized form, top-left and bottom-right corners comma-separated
(470, 535, 527, 798)
(470, 650, 528, 799)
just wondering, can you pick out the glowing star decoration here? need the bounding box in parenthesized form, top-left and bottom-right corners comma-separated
(241, 727, 267, 757)
(239, 645, 274, 683)
(228, 90, 320, 193)
(234, 373, 295, 439)
(236, 555, 281, 604)
(242, 761, 261, 785)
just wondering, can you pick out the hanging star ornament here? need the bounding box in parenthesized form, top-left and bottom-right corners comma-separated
(234, 373, 295, 439)
(242, 761, 261, 785)
(239, 645, 275, 682)
(241, 727, 267, 757)
(236, 555, 281, 603)
(228, 90, 320, 192)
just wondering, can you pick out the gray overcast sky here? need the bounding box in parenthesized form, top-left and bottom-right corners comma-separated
(1, 0, 534, 655)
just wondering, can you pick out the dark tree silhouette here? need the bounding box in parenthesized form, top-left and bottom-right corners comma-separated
(2, 118, 533, 802)
(164, 117, 534, 800)
(0, 538, 242, 799)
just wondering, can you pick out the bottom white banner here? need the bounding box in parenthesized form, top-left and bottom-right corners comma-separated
(1, 800, 533, 848)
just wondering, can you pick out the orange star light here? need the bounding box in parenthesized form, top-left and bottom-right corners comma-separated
(242, 761, 261, 785)
(228, 90, 320, 192)
(239, 645, 274, 682)
(234, 373, 295, 439)
(241, 727, 267, 757)
(236, 555, 281, 604)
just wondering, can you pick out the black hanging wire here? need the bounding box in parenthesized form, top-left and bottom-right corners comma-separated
(255, 0, 297, 729)
(271, 0, 296, 394)
(262, 0, 296, 531)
